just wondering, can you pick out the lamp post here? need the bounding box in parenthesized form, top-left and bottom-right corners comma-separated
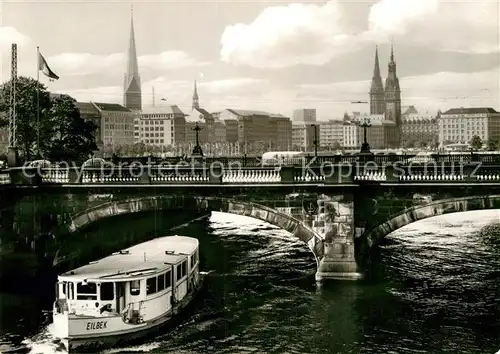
(311, 124, 318, 157)
(359, 117, 371, 153)
(191, 122, 203, 157)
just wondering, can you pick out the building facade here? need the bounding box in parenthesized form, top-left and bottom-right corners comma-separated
(292, 122, 317, 151)
(401, 106, 438, 148)
(293, 109, 317, 123)
(438, 107, 500, 147)
(218, 109, 292, 152)
(75, 102, 103, 148)
(92, 103, 135, 147)
(138, 105, 186, 146)
(318, 120, 343, 149)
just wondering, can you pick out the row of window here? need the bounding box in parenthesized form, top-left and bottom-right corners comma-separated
(146, 270, 173, 295)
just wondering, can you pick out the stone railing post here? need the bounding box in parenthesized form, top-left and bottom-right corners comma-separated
(209, 165, 223, 184)
(324, 164, 355, 184)
(279, 166, 295, 183)
(138, 166, 151, 184)
(68, 167, 80, 183)
(9, 167, 42, 185)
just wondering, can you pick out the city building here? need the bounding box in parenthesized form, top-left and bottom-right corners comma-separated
(401, 105, 438, 148)
(342, 121, 359, 149)
(92, 103, 135, 148)
(292, 122, 317, 151)
(75, 102, 103, 148)
(185, 81, 215, 145)
(218, 109, 292, 152)
(318, 120, 343, 149)
(438, 107, 500, 147)
(138, 105, 186, 146)
(293, 109, 316, 123)
(345, 113, 396, 150)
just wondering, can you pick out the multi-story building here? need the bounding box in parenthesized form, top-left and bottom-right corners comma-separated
(138, 105, 186, 146)
(342, 122, 359, 149)
(318, 120, 343, 149)
(438, 107, 500, 147)
(218, 109, 292, 152)
(93, 103, 135, 147)
(293, 109, 316, 123)
(401, 105, 438, 148)
(186, 107, 212, 145)
(75, 101, 103, 148)
(345, 113, 396, 150)
(292, 122, 317, 151)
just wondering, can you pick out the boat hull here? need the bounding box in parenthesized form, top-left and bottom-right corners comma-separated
(61, 277, 203, 352)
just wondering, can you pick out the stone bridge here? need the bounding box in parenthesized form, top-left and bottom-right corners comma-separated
(2, 180, 500, 282)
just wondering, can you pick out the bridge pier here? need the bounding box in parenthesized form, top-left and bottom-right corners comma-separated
(313, 194, 362, 281)
(315, 242, 361, 281)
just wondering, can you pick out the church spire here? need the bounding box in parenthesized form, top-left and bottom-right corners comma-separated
(192, 80, 199, 110)
(123, 5, 142, 111)
(369, 46, 385, 115)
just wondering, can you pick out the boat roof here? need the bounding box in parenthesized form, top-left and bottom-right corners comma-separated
(59, 235, 198, 281)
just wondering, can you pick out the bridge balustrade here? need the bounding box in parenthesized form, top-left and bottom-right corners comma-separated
(2, 160, 500, 186)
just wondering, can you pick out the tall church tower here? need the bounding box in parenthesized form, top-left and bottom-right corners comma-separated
(369, 46, 385, 115)
(192, 80, 199, 111)
(384, 44, 402, 147)
(384, 45, 401, 125)
(123, 7, 142, 111)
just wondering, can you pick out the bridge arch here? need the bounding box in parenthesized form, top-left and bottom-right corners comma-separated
(66, 195, 324, 265)
(359, 195, 500, 255)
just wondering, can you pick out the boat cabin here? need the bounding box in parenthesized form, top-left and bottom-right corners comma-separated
(54, 236, 200, 324)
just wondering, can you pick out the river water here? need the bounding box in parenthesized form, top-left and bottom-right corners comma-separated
(1, 210, 499, 354)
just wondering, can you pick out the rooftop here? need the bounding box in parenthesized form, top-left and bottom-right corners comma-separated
(442, 107, 498, 115)
(92, 102, 131, 112)
(141, 105, 186, 115)
(59, 235, 198, 281)
(226, 109, 286, 118)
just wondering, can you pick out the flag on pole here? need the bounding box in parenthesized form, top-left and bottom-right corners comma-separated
(38, 51, 59, 81)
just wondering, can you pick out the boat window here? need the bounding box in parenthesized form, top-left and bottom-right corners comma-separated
(130, 280, 140, 296)
(190, 249, 199, 269)
(146, 277, 157, 295)
(157, 274, 165, 292)
(100, 282, 114, 301)
(176, 261, 187, 282)
(67, 282, 74, 300)
(164, 270, 172, 289)
(76, 282, 97, 300)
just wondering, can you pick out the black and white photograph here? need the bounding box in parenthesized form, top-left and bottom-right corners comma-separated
(0, 0, 498, 353)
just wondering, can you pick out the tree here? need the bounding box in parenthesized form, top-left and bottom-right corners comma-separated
(470, 135, 483, 150)
(487, 138, 498, 151)
(0, 76, 96, 162)
(42, 94, 97, 163)
(0, 76, 50, 160)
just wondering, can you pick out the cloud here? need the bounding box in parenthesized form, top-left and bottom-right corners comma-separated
(220, 0, 499, 68)
(61, 77, 269, 112)
(48, 50, 209, 76)
(0, 27, 31, 48)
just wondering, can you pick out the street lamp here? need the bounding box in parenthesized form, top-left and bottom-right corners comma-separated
(359, 117, 371, 153)
(311, 124, 318, 157)
(191, 122, 203, 156)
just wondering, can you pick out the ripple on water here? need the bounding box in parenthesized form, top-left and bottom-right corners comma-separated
(7, 210, 500, 354)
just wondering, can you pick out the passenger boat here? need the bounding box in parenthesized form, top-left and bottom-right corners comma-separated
(52, 235, 202, 352)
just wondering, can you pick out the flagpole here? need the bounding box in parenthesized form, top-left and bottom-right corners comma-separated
(36, 46, 40, 157)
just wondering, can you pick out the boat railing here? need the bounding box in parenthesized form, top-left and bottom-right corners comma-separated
(121, 301, 145, 325)
(54, 299, 69, 314)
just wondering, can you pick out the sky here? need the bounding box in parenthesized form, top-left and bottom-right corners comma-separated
(0, 0, 499, 120)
